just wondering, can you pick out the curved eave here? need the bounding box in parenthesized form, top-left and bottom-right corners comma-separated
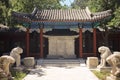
(12, 11, 32, 23)
(12, 8, 112, 23)
(14, 15, 111, 23)
(13, 17, 31, 23)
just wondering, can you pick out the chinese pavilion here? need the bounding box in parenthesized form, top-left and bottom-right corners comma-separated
(11, 7, 112, 58)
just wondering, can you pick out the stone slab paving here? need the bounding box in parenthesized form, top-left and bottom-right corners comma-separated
(23, 64, 99, 80)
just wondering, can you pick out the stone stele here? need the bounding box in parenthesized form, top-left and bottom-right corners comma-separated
(44, 36, 78, 58)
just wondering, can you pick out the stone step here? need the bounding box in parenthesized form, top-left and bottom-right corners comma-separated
(37, 59, 85, 66)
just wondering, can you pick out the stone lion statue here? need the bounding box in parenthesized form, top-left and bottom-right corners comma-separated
(0, 55, 15, 76)
(97, 46, 112, 68)
(106, 52, 120, 77)
(10, 47, 23, 67)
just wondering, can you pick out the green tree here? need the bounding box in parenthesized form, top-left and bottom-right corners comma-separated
(71, 0, 88, 9)
(88, 0, 120, 12)
(87, 0, 120, 46)
(87, 0, 120, 28)
(11, 0, 62, 13)
(0, 0, 63, 26)
(0, 0, 12, 26)
(109, 7, 120, 28)
(71, 0, 120, 46)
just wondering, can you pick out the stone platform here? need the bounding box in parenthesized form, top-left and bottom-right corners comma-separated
(37, 59, 83, 67)
(97, 67, 112, 72)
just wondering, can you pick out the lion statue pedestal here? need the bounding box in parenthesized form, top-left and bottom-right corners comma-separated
(0, 55, 15, 80)
(97, 46, 112, 68)
(96, 46, 112, 72)
(106, 52, 120, 80)
(10, 47, 23, 67)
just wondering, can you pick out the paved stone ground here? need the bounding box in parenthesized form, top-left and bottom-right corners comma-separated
(23, 64, 99, 80)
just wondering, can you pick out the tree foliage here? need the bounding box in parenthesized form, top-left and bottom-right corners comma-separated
(88, 0, 120, 12)
(0, 0, 63, 26)
(10, 0, 62, 13)
(71, 0, 88, 9)
(71, 0, 120, 28)
(109, 7, 120, 28)
(88, 0, 120, 28)
(71, 0, 120, 46)
(0, 0, 11, 26)
(87, 0, 120, 46)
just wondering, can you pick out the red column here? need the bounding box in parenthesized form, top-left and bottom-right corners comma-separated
(79, 28, 83, 58)
(40, 28, 43, 58)
(26, 28, 30, 57)
(93, 28, 97, 56)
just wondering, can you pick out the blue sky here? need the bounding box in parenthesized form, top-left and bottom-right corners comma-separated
(60, 0, 74, 6)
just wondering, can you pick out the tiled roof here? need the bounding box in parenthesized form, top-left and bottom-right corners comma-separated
(12, 7, 112, 22)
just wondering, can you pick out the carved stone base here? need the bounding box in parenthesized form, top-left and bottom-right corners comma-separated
(106, 75, 120, 80)
(86, 57, 98, 68)
(97, 67, 112, 72)
(13, 67, 24, 71)
(23, 57, 35, 67)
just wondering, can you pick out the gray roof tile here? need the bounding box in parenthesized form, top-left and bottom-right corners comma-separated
(12, 7, 112, 22)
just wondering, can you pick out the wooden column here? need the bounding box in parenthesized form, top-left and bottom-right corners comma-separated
(26, 28, 30, 57)
(79, 28, 83, 58)
(40, 27, 43, 58)
(93, 28, 97, 56)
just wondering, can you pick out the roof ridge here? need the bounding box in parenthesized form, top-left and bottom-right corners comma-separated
(37, 8, 86, 11)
